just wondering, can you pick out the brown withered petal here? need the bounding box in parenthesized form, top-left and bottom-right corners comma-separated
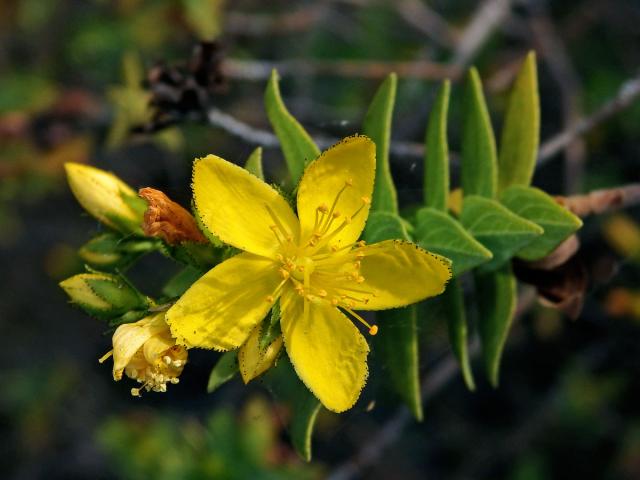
(525, 235, 580, 271)
(555, 184, 640, 217)
(139, 187, 208, 245)
(513, 254, 588, 320)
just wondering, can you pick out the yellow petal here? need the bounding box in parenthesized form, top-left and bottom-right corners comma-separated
(193, 154, 299, 258)
(280, 289, 369, 413)
(356, 240, 451, 310)
(111, 313, 166, 380)
(238, 324, 283, 383)
(166, 252, 282, 350)
(296, 136, 376, 249)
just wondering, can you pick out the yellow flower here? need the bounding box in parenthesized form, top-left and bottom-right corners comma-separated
(100, 312, 188, 396)
(65, 162, 146, 235)
(167, 135, 451, 412)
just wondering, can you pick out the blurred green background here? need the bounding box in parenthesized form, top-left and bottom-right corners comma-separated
(1, 0, 640, 478)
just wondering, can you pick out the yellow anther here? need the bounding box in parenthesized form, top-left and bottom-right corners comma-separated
(266, 295, 275, 303)
(276, 253, 284, 261)
(318, 204, 329, 213)
(332, 211, 341, 219)
(356, 276, 365, 284)
(279, 268, 290, 279)
(331, 297, 340, 306)
(369, 325, 378, 336)
(361, 196, 371, 205)
(317, 289, 327, 297)
(131, 387, 141, 397)
(294, 284, 305, 295)
(345, 178, 354, 187)
(353, 261, 361, 270)
(357, 240, 366, 247)
(297, 265, 305, 272)
(355, 252, 365, 260)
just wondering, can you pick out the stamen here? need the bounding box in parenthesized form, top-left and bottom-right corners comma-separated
(265, 204, 292, 243)
(343, 307, 378, 336)
(265, 295, 275, 303)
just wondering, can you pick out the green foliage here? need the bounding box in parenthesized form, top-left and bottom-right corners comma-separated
(207, 351, 239, 393)
(98, 398, 320, 480)
(263, 359, 322, 462)
(265, 70, 320, 185)
(162, 265, 205, 298)
(414, 207, 492, 277)
(442, 279, 475, 390)
(475, 264, 517, 387)
(498, 52, 540, 191)
(245, 147, 265, 180)
(460, 195, 543, 272)
(461, 68, 498, 199)
(363, 211, 412, 243)
(424, 80, 451, 211)
(259, 301, 282, 352)
(500, 185, 582, 261)
(363, 73, 398, 213)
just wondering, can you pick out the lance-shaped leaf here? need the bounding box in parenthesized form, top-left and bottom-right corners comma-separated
(265, 70, 320, 184)
(442, 278, 475, 390)
(461, 68, 498, 199)
(415, 207, 492, 277)
(460, 195, 543, 271)
(498, 52, 540, 191)
(363, 73, 398, 213)
(244, 146, 264, 180)
(207, 351, 238, 393)
(263, 358, 321, 462)
(424, 80, 451, 211)
(475, 264, 517, 387)
(364, 211, 423, 420)
(500, 185, 582, 261)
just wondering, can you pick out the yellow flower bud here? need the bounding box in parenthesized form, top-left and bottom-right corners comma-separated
(59, 272, 149, 319)
(237, 324, 283, 384)
(99, 312, 187, 394)
(65, 162, 146, 234)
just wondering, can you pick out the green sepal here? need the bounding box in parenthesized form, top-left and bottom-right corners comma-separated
(442, 278, 475, 390)
(461, 68, 498, 199)
(498, 52, 540, 191)
(162, 265, 205, 299)
(500, 185, 582, 261)
(207, 351, 239, 393)
(414, 207, 492, 277)
(424, 80, 451, 211)
(475, 264, 517, 387)
(265, 70, 320, 185)
(362, 73, 398, 213)
(460, 195, 543, 272)
(244, 147, 265, 180)
(262, 357, 322, 462)
(160, 241, 220, 270)
(259, 301, 282, 352)
(363, 210, 412, 243)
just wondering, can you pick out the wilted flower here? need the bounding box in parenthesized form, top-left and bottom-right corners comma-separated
(99, 312, 187, 396)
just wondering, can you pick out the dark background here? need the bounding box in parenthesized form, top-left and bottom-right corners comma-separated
(1, 1, 640, 478)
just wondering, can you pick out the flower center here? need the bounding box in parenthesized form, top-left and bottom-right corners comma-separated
(128, 345, 187, 396)
(264, 178, 379, 335)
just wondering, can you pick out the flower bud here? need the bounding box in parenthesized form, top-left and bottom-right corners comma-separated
(65, 162, 146, 235)
(59, 272, 149, 319)
(99, 312, 188, 395)
(78, 233, 157, 271)
(238, 324, 283, 383)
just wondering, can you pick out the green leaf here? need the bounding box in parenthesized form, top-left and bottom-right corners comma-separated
(244, 146, 264, 180)
(461, 68, 498, 198)
(263, 358, 321, 461)
(424, 80, 451, 211)
(207, 351, 238, 393)
(498, 52, 540, 191)
(442, 278, 475, 390)
(500, 185, 582, 261)
(363, 211, 422, 419)
(475, 264, 517, 386)
(362, 73, 398, 213)
(414, 207, 492, 277)
(162, 265, 204, 298)
(363, 210, 412, 244)
(460, 195, 543, 271)
(375, 306, 423, 420)
(265, 70, 320, 185)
